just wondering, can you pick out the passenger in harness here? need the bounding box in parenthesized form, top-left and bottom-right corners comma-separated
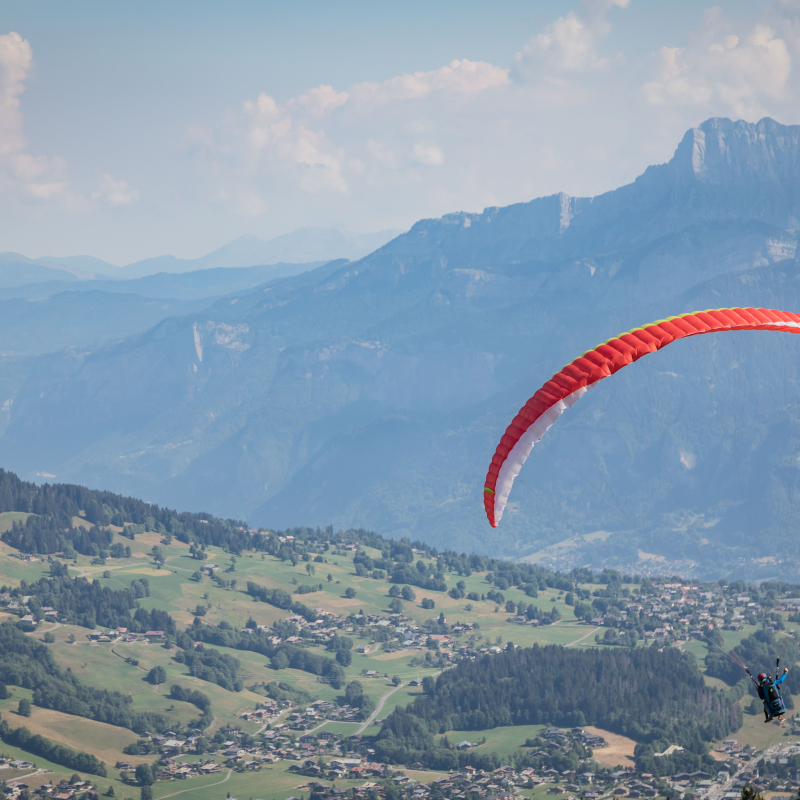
(757, 668, 788, 723)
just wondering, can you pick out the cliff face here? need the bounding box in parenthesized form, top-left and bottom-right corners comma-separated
(4, 117, 800, 576)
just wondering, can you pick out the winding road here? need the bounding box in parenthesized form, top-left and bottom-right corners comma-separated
(353, 683, 405, 736)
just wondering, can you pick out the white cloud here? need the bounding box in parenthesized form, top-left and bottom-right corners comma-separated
(412, 143, 444, 166)
(643, 18, 792, 118)
(199, 57, 510, 213)
(240, 92, 347, 194)
(350, 59, 509, 104)
(289, 85, 349, 117)
(0, 31, 31, 156)
(517, 12, 606, 73)
(514, 1, 628, 78)
(92, 173, 139, 206)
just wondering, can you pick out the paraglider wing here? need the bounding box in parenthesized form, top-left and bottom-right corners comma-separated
(484, 307, 800, 527)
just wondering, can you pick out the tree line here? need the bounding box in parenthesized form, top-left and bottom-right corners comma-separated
(245, 581, 318, 621)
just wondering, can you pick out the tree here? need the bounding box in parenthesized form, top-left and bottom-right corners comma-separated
(392, 675, 402, 686)
(18, 698, 31, 717)
(195, 736, 208, 754)
(401, 585, 416, 601)
(141, 787, 153, 800)
(388, 584, 401, 597)
(344, 587, 356, 599)
(336, 649, 352, 667)
(146, 666, 166, 685)
(389, 598, 403, 614)
(345, 680, 365, 707)
(306, 563, 316, 576)
(741, 787, 764, 800)
(0, 684, 7, 699)
(135, 763, 154, 786)
(421, 598, 435, 610)
(43, 631, 55, 643)
(271, 651, 289, 670)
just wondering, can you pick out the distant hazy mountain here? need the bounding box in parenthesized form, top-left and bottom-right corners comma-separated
(0, 261, 328, 303)
(0, 252, 119, 284)
(5, 118, 800, 579)
(117, 227, 402, 279)
(34, 254, 121, 277)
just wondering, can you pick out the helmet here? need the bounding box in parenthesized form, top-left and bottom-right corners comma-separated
(758, 673, 767, 683)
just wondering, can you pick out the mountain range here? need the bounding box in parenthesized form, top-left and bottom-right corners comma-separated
(0, 226, 401, 285)
(2, 117, 800, 579)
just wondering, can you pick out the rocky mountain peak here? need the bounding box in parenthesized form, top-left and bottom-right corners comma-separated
(668, 117, 800, 186)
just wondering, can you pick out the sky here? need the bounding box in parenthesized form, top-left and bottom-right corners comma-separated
(1, 0, 798, 265)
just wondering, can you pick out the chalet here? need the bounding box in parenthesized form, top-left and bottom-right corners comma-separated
(145, 630, 165, 640)
(356, 644, 371, 654)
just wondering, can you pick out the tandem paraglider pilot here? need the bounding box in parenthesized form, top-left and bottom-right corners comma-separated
(757, 668, 789, 723)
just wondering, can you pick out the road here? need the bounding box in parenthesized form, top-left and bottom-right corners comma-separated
(353, 683, 405, 735)
(565, 627, 600, 647)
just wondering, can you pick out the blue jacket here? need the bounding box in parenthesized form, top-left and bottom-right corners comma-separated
(758, 672, 787, 714)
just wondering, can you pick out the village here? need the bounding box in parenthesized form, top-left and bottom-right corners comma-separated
(8, 732, 800, 800)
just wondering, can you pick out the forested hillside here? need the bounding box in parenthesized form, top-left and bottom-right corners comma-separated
(375, 645, 740, 774)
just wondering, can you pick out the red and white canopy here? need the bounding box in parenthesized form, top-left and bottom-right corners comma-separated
(484, 307, 800, 527)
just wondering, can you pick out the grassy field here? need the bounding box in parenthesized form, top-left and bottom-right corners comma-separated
(717, 702, 794, 751)
(0, 511, 32, 533)
(435, 723, 546, 759)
